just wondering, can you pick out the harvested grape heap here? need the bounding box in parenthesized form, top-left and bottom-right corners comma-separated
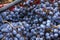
(0, 0, 60, 40)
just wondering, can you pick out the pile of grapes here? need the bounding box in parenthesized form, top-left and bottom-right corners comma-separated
(0, 0, 60, 40)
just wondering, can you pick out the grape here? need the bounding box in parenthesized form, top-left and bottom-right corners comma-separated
(8, 27, 12, 31)
(1, 28, 9, 32)
(40, 24, 45, 29)
(19, 37, 24, 40)
(31, 29, 35, 33)
(46, 36, 50, 39)
(6, 33, 11, 37)
(0, 34, 3, 39)
(14, 37, 18, 40)
(40, 38, 44, 40)
(12, 30, 17, 35)
(5, 37, 9, 40)
(0, 0, 60, 40)
(50, 34, 54, 38)
(41, 0, 44, 3)
(9, 38, 13, 40)
(46, 23, 51, 28)
(54, 2, 58, 7)
(40, 29, 44, 32)
(16, 34, 21, 38)
(18, 28, 21, 32)
(40, 32, 44, 36)
(42, 21, 46, 25)
(45, 2, 50, 7)
(54, 33, 58, 37)
(58, 31, 60, 35)
(39, 18, 43, 22)
(45, 33, 50, 36)
(53, 29, 58, 33)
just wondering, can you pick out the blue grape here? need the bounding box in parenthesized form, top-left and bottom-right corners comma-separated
(12, 30, 17, 35)
(0, 34, 3, 39)
(16, 34, 21, 38)
(0, 0, 60, 40)
(14, 37, 18, 40)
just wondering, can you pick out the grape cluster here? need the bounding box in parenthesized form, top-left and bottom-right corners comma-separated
(0, 0, 60, 40)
